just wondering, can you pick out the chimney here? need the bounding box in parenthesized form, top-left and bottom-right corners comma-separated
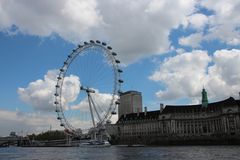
(144, 107, 147, 116)
(160, 103, 164, 112)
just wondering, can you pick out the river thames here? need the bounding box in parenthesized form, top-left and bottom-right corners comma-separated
(1, 145, 240, 160)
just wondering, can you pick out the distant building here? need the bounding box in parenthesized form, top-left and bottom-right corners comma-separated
(110, 89, 240, 145)
(118, 91, 142, 118)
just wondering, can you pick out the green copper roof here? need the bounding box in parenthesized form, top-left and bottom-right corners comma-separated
(202, 88, 208, 107)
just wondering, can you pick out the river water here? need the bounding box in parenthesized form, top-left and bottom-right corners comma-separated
(0, 145, 240, 160)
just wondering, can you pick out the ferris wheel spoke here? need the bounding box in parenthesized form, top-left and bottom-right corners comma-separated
(89, 94, 102, 122)
(87, 92, 96, 128)
(90, 93, 107, 117)
(91, 96, 105, 114)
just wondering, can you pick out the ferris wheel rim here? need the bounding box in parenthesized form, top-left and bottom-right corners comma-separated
(54, 40, 123, 135)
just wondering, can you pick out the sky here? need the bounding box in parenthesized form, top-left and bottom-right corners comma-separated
(0, 0, 240, 136)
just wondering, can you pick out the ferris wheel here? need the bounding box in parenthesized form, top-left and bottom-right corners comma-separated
(54, 40, 123, 136)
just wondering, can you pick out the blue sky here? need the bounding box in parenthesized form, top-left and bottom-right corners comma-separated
(0, 33, 72, 109)
(0, 0, 240, 136)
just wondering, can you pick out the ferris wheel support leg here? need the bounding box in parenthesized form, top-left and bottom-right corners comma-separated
(94, 132, 97, 141)
(87, 93, 96, 128)
(89, 94, 101, 122)
(66, 134, 71, 145)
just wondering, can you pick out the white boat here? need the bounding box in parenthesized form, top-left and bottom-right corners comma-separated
(80, 140, 111, 147)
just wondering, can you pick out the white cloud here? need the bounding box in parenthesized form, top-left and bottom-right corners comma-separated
(186, 13, 208, 30)
(149, 49, 240, 103)
(176, 48, 186, 54)
(18, 69, 80, 112)
(0, 0, 102, 38)
(175, 0, 240, 50)
(179, 32, 203, 48)
(0, 105, 117, 136)
(182, 0, 240, 48)
(98, 0, 196, 63)
(205, 0, 240, 46)
(206, 49, 240, 100)
(0, 109, 60, 136)
(149, 50, 210, 101)
(0, 0, 197, 63)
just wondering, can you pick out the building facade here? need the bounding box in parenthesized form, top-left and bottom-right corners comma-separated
(118, 91, 142, 118)
(110, 90, 240, 145)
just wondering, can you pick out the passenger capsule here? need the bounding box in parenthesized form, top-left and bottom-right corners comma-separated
(115, 101, 120, 105)
(118, 90, 123, 95)
(107, 46, 112, 50)
(57, 117, 61, 120)
(78, 44, 83, 48)
(84, 42, 88, 45)
(118, 69, 123, 73)
(102, 42, 107, 46)
(90, 40, 95, 43)
(60, 123, 64, 127)
(118, 79, 124, 83)
(54, 93, 59, 96)
(111, 111, 117, 115)
(64, 61, 68, 65)
(54, 101, 59, 104)
(57, 76, 62, 80)
(55, 85, 60, 88)
(112, 52, 117, 56)
(60, 68, 64, 72)
(55, 109, 60, 112)
(115, 60, 120, 63)
(96, 40, 101, 44)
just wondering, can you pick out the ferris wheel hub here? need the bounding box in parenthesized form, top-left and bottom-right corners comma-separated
(80, 86, 95, 93)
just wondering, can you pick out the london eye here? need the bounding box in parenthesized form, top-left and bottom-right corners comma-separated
(54, 40, 123, 137)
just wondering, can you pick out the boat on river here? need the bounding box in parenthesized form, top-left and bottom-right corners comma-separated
(80, 140, 111, 147)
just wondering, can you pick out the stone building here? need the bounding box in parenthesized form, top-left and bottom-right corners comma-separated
(112, 89, 240, 145)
